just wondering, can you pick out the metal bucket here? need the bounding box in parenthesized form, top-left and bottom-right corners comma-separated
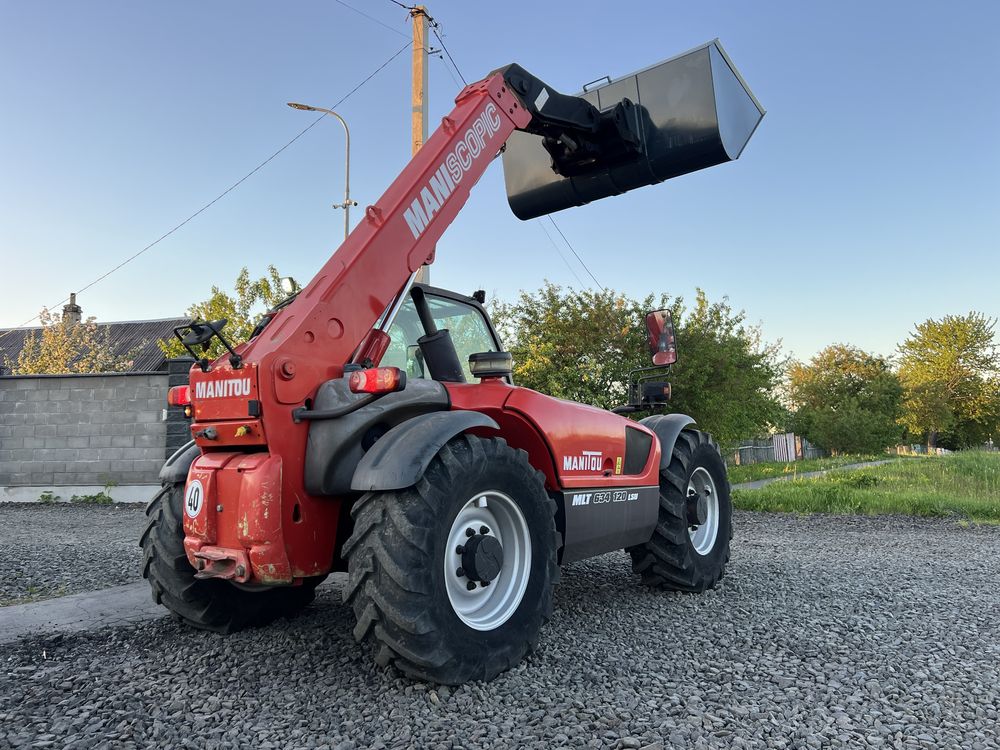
(501, 40, 765, 220)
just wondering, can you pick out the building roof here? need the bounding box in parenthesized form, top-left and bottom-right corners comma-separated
(0, 317, 191, 373)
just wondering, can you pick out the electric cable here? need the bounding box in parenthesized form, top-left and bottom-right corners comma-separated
(537, 220, 586, 287)
(429, 25, 467, 87)
(433, 49, 462, 90)
(0, 41, 412, 340)
(421, 9, 605, 290)
(546, 216, 605, 291)
(335, 0, 409, 39)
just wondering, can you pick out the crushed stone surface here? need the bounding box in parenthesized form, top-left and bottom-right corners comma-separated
(0, 503, 147, 605)
(1, 511, 998, 748)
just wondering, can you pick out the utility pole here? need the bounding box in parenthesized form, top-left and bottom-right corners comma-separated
(411, 5, 431, 284)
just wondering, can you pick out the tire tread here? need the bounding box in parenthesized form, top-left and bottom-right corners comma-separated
(627, 429, 731, 592)
(342, 434, 559, 684)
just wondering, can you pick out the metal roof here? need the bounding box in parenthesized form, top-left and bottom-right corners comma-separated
(0, 317, 191, 373)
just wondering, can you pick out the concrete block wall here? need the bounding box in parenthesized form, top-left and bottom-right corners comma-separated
(0, 372, 172, 487)
(165, 358, 195, 459)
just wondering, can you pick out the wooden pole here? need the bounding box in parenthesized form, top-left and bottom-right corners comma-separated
(411, 5, 431, 283)
(411, 6, 429, 155)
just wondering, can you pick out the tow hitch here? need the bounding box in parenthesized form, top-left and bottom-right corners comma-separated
(193, 546, 252, 583)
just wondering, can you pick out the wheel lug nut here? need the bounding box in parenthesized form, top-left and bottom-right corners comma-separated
(456, 567, 465, 578)
(481, 579, 490, 587)
(479, 526, 489, 535)
(456, 545, 465, 555)
(466, 581, 477, 591)
(465, 528, 476, 538)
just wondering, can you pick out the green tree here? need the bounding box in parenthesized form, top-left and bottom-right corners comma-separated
(787, 344, 903, 454)
(9, 308, 138, 374)
(897, 312, 1000, 449)
(159, 265, 295, 361)
(490, 283, 783, 446)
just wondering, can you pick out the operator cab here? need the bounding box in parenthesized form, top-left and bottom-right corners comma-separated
(380, 284, 510, 384)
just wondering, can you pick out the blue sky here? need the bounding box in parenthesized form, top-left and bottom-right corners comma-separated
(1, 1, 997, 361)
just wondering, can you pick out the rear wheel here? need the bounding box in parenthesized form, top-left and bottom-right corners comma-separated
(628, 429, 731, 591)
(343, 435, 560, 684)
(140, 482, 321, 633)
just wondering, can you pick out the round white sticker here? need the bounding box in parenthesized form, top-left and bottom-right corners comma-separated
(184, 479, 205, 519)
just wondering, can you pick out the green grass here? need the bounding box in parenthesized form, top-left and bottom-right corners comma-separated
(726, 454, 883, 484)
(732, 451, 1000, 523)
(0, 584, 69, 607)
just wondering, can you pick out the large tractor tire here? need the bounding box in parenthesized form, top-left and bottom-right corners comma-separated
(140, 482, 321, 633)
(628, 429, 731, 592)
(343, 435, 560, 684)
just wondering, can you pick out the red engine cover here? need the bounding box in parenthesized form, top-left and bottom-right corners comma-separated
(445, 380, 661, 490)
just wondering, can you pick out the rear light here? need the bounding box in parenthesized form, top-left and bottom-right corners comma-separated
(167, 385, 191, 407)
(349, 367, 406, 394)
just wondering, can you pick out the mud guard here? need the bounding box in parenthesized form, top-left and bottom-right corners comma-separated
(351, 412, 499, 492)
(158, 440, 200, 485)
(640, 413, 696, 471)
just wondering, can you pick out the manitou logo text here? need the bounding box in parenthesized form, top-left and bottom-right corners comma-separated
(194, 378, 251, 399)
(563, 450, 602, 472)
(403, 103, 503, 240)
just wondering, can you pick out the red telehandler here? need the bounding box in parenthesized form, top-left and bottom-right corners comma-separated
(142, 41, 764, 684)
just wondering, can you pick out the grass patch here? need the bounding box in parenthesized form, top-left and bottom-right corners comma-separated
(733, 451, 1000, 523)
(70, 479, 117, 504)
(727, 454, 883, 484)
(1, 584, 70, 607)
(69, 491, 114, 505)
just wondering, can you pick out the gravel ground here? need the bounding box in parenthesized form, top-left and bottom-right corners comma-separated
(0, 503, 147, 605)
(1, 511, 999, 749)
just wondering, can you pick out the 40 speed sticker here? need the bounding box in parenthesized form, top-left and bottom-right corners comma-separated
(184, 479, 205, 519)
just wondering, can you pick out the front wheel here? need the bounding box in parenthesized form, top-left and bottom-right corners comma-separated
(628, 429, 732, 592)
(342, 435, 560, 684)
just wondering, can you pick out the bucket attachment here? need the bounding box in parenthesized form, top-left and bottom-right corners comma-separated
(501, 40, 765, 220)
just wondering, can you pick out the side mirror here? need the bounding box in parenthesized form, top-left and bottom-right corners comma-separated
(406, 344, 425, 379)
(645, 309, 676, 366)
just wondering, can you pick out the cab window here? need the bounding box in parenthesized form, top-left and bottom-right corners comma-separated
(381, 293, 501, 382)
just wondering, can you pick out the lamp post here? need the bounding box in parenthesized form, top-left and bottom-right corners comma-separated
(287, 102, 357, 241)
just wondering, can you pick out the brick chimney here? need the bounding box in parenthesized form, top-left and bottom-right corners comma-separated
(62, 293, 82, 325)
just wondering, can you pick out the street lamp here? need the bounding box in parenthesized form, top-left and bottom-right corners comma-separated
(287, 102, 357, 241)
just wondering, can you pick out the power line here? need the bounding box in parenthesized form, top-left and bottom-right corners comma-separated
(0, 41, 412, 340)
(429, 24, 467, 86)
(537, 220, 586, 287)
(433, 48, 461, 90)
(547, 216, 605, 291)
(335, 0, 409, 39)
(416, 8, 604, 290)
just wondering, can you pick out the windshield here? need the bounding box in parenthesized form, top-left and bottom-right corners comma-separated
(381, 293, 500, 381)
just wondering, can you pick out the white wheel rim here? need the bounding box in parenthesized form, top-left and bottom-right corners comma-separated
(443, 491, 531, 631)
(687, 467, 720, 555)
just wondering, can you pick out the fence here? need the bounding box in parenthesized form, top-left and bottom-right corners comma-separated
(0, 359, 192, 500)
(729, 433, 825, 466)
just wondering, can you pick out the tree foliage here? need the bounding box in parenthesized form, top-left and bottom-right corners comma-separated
(159, 266, 295, 361)
(897, 312, 1000, 448)
(787, 344, 903, 454)
(489, 282, 783, 447)
(8, 308, 139, 375)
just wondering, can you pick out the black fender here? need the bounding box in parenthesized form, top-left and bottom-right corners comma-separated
(158, 440, 200, 485)
(640, 413, 696, 472)
(305, 378, 449, 496)
(351, 411, 499, 492)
